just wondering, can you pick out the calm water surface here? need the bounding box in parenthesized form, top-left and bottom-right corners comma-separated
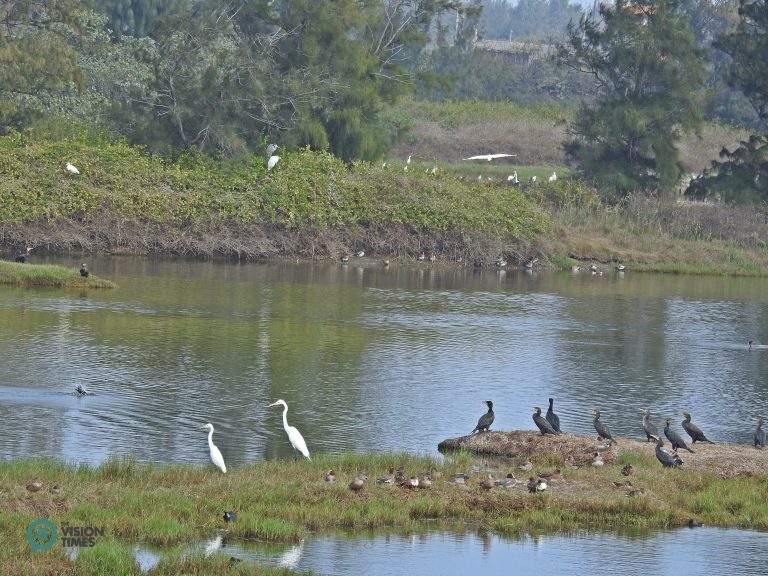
(2, 255, 768, 465)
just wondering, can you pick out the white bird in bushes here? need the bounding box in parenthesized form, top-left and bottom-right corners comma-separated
(267, 155, 280, 170)
(66, 162, 80, 175)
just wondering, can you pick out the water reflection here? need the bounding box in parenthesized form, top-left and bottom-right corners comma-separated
(1, 256, 767, 466)
(134, 528, 768, 575)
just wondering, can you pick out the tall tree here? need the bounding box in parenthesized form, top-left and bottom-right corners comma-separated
(558, 0, 705, 197)
(687, 0, 768, 202)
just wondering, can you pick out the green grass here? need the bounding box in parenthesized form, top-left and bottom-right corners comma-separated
(3, 448, 768, 571)
(0, 261, 116, 288)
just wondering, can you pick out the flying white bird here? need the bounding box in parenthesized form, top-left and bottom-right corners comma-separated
(463, 153, 517, 161)
(66, 162, 80, 175)
(267, 155, 280, 170)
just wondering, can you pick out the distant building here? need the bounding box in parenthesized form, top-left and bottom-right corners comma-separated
(472, 39, 554, 66)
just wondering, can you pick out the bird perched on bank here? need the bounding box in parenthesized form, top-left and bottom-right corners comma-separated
(518, 459, 533, 472)
(79, 263, 89, 278)
(471, 400, 495, 434)
(324, 470, 337, 483)
(419, 476, 432, 489)
(592, 409, 616, 444)
(617, 264, 627, 272)
(594, 436, 613, 451)
(268, 399, 311, 460)
(340, 255, 349, 264)
(681, 412, 714, 444)
(538, 469, 561, 480)
(26, 479, 43, 492)
(651, 435, 683, 468)
(533, 406, 560, 435)
(14, 246, 32, 263)
(223, 511, 238, 523)
(463, 153, 517, 161)
(545, 397, 561, 433)
(591, 452, 604, 467)
(753, 416, 765, 449)
(451, 472, 469, 485)
(621, 463, 635, 476)
(529, 175, 537, 184)
(66, 162, 80, 175)
(405, 476, 420, 489)
(495, 474, 517, 488)
(267, 155, 280, 170)
(494, 257, 507, 268)
(480, 474, 495, 490)
(507, 171, 519, 185)
(640, 408, 659, 442)
(664, 419, 695, 453)
(524, 257, 539, 270)
(348, 474, 367, 493)
(200, 423, 227, 473)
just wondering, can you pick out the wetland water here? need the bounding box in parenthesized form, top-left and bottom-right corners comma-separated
(3, 256, 768, 572)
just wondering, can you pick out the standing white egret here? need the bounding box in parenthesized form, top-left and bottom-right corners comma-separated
(66, 162, 80, 174)
(548, 171, 557, 182)
(269, 399, 311, 460)
(267, 155, 280, 170)
(200, 423, 227, 473)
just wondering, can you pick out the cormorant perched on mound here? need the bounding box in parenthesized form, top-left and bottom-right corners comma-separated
(651, 435, 683, 468)
(639, 408, 659, 442)
(592, 409, 616, 443)
(532, 406, 560, 435)
(664, 419, 695, 453)
(546, 397, 561, 433)
(471, 400, 494, 433)
(753, 416, 765, 449)
(79, 263, 89, 278)
(14, 246, 32, 263)
(681, 412, 714, 444)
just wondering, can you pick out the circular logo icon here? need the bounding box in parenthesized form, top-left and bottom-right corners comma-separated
(27, 518, 57, 551)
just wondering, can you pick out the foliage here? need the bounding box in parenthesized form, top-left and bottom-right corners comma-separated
(558, 0, 706, 198)
(688, 0, 768, 202)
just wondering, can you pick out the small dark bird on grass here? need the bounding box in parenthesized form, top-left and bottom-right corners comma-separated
(621, 463, 635, 476)
(471, 400, 495, 433)
(223, 511, 238, 523)
(80, 263, 89, 278)
(15, 246, 32, 263)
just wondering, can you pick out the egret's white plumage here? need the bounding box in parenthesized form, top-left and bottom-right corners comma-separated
(463, 153, 516, 161)
(200, 423, 227, 473)
(269, 399, 311, 460)
(267, 155, 280, 170)
(548, 171, 557, 182)
(66, 162, 80, 174)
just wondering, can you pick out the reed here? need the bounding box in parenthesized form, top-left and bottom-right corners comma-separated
(0, 261, 116, 288)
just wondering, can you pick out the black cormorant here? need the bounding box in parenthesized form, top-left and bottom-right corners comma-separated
(546, 397, 562, 433)
(753, 416, 765, 449)
(652, 435, 683, 468)
(14, 246, 32, 263)
(681, 412, 714, 444)
(223, 511, 238, 523)
(592, 409, 616, 443)
(471, 400, 495, 433)
(532, 406, 560, 435)
(79, 263, 89, 278)
(639, 408, 659, 442)
(664, 419, 695, 453)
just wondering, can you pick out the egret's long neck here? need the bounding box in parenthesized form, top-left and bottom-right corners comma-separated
(282, 404, 289, 430)
(208, 428, 214, 448)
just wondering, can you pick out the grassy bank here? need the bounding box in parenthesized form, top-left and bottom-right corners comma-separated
(3, 447, 768, 574)
(0, 262, 115, 288)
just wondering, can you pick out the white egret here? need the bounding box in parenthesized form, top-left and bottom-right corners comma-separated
(268, 399, 311, 460)
(528, 175, 537, 184)
(266, 143, 279, 156)
(200, 423, 227, 473)
(405, 155, 411, 171)
(267, 155, 280, 170)
(507, 171, 519, 184)
(463, 153, 516, 161)
(66, 162, 80, 174)
(548, 171, 557, 182)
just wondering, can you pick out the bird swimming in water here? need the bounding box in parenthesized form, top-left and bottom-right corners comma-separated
(268, 399, 311, 460)
(681, 412, 714, 444)
(79, 263, 89, 278)
(545, 397, 561, 433)
(532, 406, 560, 435)
(664, 419, 695, 453)
(223, 511, 238, 523)
(753, 416, 765, 449)
(200, 423, 227, 473)
(355, 250, 365, 257)
(471, 400, 495, 433)
(651, 435, 683, 468)
(592, 409, 616, 443)
(340, 255, 349, 264)
(640, 408, 659, 442)
(14, 246, 32, 263)
(74, 385, 88, 396)
(348, 474, 367, 493)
